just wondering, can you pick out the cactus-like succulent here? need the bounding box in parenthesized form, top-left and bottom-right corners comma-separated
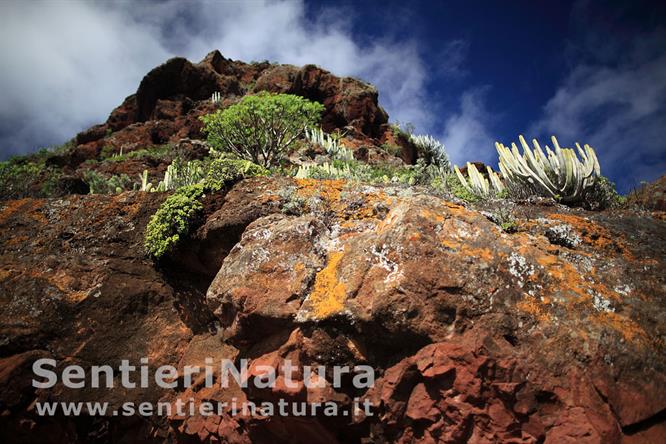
(410, 134, 451, 170)
(139, 169, 153, 192)
(496, 135, 600, 202)
(143, 160, 206, 192)
(295, 162, 354, 179)
(305, 127, 354, 161)
(454, 163, 505, 197)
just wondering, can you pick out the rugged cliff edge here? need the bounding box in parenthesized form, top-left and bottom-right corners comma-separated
(0, 51, 665, 443)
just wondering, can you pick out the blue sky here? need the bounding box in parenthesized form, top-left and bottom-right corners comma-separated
(0, 0, 664, 192)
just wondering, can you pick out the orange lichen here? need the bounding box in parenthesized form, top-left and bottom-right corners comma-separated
(548, 213, 632, 259)
(593, 311, 648, 344)
(303, 250, 347, 319)
(0, 268, 12, 282)
(516, 295, 550, 323)
(461, 246, 495, 262)
(294, 178, 393, 223)
(506, 236, 653, 346)
(419, 208, 446, 224)
(295, 178, 344, 202)
(408, 232, 421, 241)
(0, 199, 43, 225)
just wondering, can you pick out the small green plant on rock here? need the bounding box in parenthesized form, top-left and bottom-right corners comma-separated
(144, 184, 206, 259)
(444, 173, 481, 203)
(200, 92, 325, 167)
(204, 157, 269, 190)
(144, 157, 268, 259)
(83, 170, 135, 194)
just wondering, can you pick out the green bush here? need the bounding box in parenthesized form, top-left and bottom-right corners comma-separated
(83, 170, 135, 194)
(583, 176, 625, 210)
(144, 184, 206, 259)
(0, 140, 77, 199)
(444, 173, 481, 203)
(200, 92, 325, 167)
(205, 157, 269, 191)
(0, 160, 43, 199)
(144, 158, 268, 259)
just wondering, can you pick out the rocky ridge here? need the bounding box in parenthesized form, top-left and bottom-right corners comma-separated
(0, 51, 665, 443)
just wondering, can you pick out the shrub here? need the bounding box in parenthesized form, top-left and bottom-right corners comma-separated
(200, 92, 325, 167)
(204, 157, 269, 191)
(144, 184, 206, 259)
(144, 158, 268, 259)
(380, 143, 403, 157)
(0, 160, 42, 199)
(583, 175, 624, 210)
(83, 170, 135, 194)
(0, 142, 76, 199)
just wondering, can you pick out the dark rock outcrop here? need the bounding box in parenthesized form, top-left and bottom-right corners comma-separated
(2, 177, 664, 443)
(71, 50, 389, 167)
(1, 50, 665, 444)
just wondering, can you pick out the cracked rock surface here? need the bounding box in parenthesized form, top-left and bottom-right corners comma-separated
(1, 177, 664, 443)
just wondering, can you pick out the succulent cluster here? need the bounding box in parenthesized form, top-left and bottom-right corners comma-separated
(304, 127, 354, 161)
(497, 135, 600, 203)
(410, 134, 451, 170)
(454, 135, 602, 204)
(139, 159, 205, 192)
(454, 163, 505, 198)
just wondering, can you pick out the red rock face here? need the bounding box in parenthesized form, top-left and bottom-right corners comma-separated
(2, 177, 663, 443)
(69, 50, 389, 168)
(627, 174, 666, 211)
(2, 48, 665, 443)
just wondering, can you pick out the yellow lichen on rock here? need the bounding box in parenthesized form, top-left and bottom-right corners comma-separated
(300, 250, 347, 319)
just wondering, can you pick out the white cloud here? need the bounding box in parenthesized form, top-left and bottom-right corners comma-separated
(530, 30, 666, 191)
(438, 88, 496, 166)
(0, 1, 169, 156)
(0, 0, 431, 157)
